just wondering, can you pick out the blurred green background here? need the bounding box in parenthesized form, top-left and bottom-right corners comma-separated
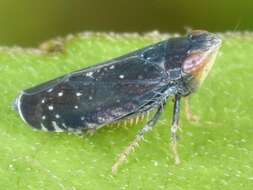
(1, 1, 253, 189)
(0, 0, 251, 46)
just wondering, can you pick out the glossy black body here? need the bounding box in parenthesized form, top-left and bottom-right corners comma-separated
(14, 32, 221, 132)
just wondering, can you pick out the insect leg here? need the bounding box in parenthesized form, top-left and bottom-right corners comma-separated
(171, 95, 181, 165)
(112, 105, 164, 173)
(184, 96, 200, 123)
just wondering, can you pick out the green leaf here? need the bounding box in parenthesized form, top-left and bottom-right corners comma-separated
(1, 32, 253, 190)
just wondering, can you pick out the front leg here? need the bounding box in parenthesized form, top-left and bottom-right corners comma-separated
(171, 94, 181, 165)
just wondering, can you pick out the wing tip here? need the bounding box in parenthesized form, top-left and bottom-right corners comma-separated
(13, 91, 28, 124)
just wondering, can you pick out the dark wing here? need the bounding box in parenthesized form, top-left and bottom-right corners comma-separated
(15, 40, 170, 132)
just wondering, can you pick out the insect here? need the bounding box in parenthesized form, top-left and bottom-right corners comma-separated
(13, 30, 222, 173)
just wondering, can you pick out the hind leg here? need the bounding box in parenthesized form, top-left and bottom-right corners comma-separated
(112, 105, 164, 173)
(171, 95, 181, 165)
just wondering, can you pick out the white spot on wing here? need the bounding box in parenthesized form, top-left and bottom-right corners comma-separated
(109, 65, 115, 69)
(76, 92, 82, 97)
(41, 99, 45, 103)
(42, 115, 46, 120)
(119, 75, 124, 79)
(89, 96, 93, 100)
(52, 121, 64, 132)
(41, 123, 48, 131)
(55, 114, 60, 119)
(48, 105, 54, 110)
(47, 88, 53, 93)
(62, 123, 68, 129)
(58, 92, 63, 97)
(86, 72, 93, 77)
(74, 105, 79, 109)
